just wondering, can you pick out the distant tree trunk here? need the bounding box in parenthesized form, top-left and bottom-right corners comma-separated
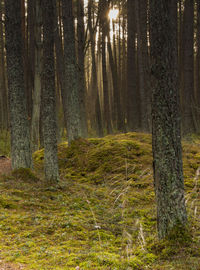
(42, 0, 59, 182)
(127, 0, 140, 131)
(182, 0, 195, 134)
(135, 0, 150, 132)
(107, 34, 124, 131)
(88, 0, 104, 136)
(150, 0, 187, 239)
(5, 0, 32, 169)
(31, 0, 42, 152)
(62, 0, 83, 143)
(98, 0, 112, 134)
(53, 0, 67, 134)
(77, 0, 88, 137)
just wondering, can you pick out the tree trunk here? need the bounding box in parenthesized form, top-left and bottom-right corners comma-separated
(42, 0, 59, 182)
(31, 0, 42, 152)
(126, 0, 140, 131)
(62, 0, 83, 143)
(88, 0, 104, 136)
(5, 0, 32, 169)
(150, 0, 187, 239)
(135, 0, 150, 132)
(195, 0, 200, 130)
(77, 0, 88, 137)
(182, 0, 195, 134)
(0, 0, 8, 130)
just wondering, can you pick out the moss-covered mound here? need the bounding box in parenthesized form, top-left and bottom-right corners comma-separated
(0, 132, 199, 269)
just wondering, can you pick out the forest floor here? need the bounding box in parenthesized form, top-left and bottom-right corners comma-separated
(0, 132, 199, 269)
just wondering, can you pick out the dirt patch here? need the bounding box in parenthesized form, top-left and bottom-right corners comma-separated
(0, 260, 24, 270)
(0, 156, 11, 175)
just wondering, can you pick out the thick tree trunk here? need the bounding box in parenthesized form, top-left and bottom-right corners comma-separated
(150, 0, 187, 239)
(5, 0, 32, 169)
(42, 0, 59, 182)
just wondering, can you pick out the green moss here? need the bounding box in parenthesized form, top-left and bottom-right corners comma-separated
(0, 132, 199, 269)
(12, 168, 39, 183)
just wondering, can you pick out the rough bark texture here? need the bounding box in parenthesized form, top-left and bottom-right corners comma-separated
(150, 0, 187, 239)
(5, 0, 32, 169)
(0, 0, 8, 130)
(62, 0, 83, 143)
(42, 0, 59, 182)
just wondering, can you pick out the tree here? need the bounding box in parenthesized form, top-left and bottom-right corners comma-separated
(62, 0, 84, 143)
(126, 0, 140, 131)
(182, 0, 195, 134)
(42, 0, 59, 182)
(77, 0, 88, 137)
(31, 0, 43, 151)
(150, 0, 188, 239)
(5, 0, 32, 169)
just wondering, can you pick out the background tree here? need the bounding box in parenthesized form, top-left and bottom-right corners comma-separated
(62, 0, 85, 143)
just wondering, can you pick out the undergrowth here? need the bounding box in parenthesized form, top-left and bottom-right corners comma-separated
(0, 132, 199, 269)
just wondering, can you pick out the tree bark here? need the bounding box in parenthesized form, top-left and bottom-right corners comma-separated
(5, 0, 32, 169)
(150, 0, 187, 239)
(42, 0, 59, 182)
(31, 0, 42, 152)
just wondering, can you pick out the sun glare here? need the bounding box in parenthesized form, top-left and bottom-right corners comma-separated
(108, 9, 119, 21)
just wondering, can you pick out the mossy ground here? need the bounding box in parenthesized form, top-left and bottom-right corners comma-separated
(0, 132, 200, 269)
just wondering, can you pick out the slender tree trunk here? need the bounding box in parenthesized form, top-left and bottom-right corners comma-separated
(150, 0, 187, 239)
(42, 0, 59, 182)
(5, 0, 32, 169)
(135, 0, 150, 132)
(0, 0, 8, 130)
(77, 0, 88, 137)
(62, 0, 83, 143)
(127, 0, 140, 131)
(88, 0, 104, 136)
(195, 0, 200, 130)
(182, 0, 195, 134)
(31, 0, 42, 152)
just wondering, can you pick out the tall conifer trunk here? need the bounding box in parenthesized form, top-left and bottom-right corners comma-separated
(62, 0, 83, 143)
(5, 0, 32, 169)
(42, 0, 59, 182)
(150, 0, 187, 239)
